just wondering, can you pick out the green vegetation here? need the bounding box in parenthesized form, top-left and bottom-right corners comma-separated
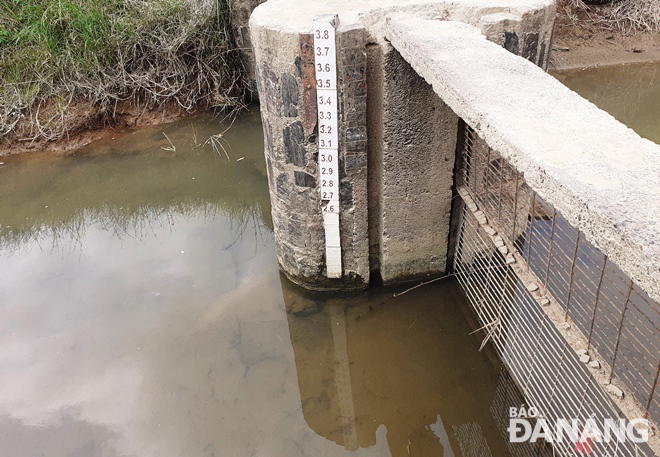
(0, 0, 245, 143)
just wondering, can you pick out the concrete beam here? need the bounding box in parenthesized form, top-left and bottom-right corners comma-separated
(385, 17, 660, 302)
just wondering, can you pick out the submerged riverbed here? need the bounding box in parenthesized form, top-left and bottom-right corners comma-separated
(553, 62, 660, 145)
(0, 110, 516, 456)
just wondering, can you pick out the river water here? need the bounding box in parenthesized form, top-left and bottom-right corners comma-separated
(553, 62, 660, 144)
(0, 110, 517, 456)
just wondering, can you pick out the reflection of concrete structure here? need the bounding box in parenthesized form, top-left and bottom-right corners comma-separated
(281, 277, 514, 456)
(452, 423, 492, 457)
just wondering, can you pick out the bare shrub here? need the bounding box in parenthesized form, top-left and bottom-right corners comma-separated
(557, 0, 660, 33)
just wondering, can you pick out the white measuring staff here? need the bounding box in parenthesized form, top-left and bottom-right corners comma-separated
(314, 15, 341, 278)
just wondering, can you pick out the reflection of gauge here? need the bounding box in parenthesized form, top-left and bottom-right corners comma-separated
(328, 306, 359, 450)
(281, 276, 515, 456)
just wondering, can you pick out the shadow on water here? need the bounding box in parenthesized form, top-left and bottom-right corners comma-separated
(0, 108, 529, 456)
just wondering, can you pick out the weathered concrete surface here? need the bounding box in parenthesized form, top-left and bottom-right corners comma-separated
(250, 0, 556, 289)
(250, 0, 555, 45)
(377, 49, 457, 283)
(385, 17, 660, 303)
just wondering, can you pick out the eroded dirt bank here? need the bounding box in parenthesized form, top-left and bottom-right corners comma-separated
(551, 27, 660, 71)
(0, 100, 193, 157)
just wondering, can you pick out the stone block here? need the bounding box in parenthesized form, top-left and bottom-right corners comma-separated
(283, 122, 306, 166)
(606, 384, 624, 399)
(294, 171, 317, 188)
(281, 73, 299, 117)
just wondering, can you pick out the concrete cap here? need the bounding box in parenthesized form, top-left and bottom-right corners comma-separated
(250, 0, 554, 35)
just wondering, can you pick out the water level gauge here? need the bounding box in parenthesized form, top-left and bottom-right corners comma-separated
(314, 15, 341, 278)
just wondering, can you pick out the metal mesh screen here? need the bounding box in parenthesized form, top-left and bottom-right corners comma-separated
(490, 367, 555, 457)
(453, 122, 658, 456)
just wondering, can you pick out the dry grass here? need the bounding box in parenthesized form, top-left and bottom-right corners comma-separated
(558, 0, 660, 34)
(607, 0, 660, 33)
(0, 0, 247, 145)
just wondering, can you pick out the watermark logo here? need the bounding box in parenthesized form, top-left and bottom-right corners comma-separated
(507, 407, 648, 454)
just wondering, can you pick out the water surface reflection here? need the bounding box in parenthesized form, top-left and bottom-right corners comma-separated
(0, 110, 514, 456)
(553, 63, 660, 144)
(284, 280, 514, 456)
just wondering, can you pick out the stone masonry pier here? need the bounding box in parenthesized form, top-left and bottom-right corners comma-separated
(250, 0, 558, 290)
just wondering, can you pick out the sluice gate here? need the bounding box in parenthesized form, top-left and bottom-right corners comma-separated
(249, 1, 660, 455)
(452, 124, 658, 456)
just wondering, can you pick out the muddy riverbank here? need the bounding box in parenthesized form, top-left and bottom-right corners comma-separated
(0, 99, 194, 157)
(0, 0, 246, 157)
(550, 28, 660, 71)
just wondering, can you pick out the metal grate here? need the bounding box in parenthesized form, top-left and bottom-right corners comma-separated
(453, 122, 658, 456)
(490, 367, 553, 457)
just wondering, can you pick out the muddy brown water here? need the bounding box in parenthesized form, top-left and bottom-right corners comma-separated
(0, 110, 519, 456)
(552, 62, 660, 145)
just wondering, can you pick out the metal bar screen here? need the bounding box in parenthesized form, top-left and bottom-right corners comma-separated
(453, 121, 658, 456)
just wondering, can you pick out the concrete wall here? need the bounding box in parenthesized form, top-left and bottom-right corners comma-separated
(250, 0, 556, 289)
(373, 48, 457, 284)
